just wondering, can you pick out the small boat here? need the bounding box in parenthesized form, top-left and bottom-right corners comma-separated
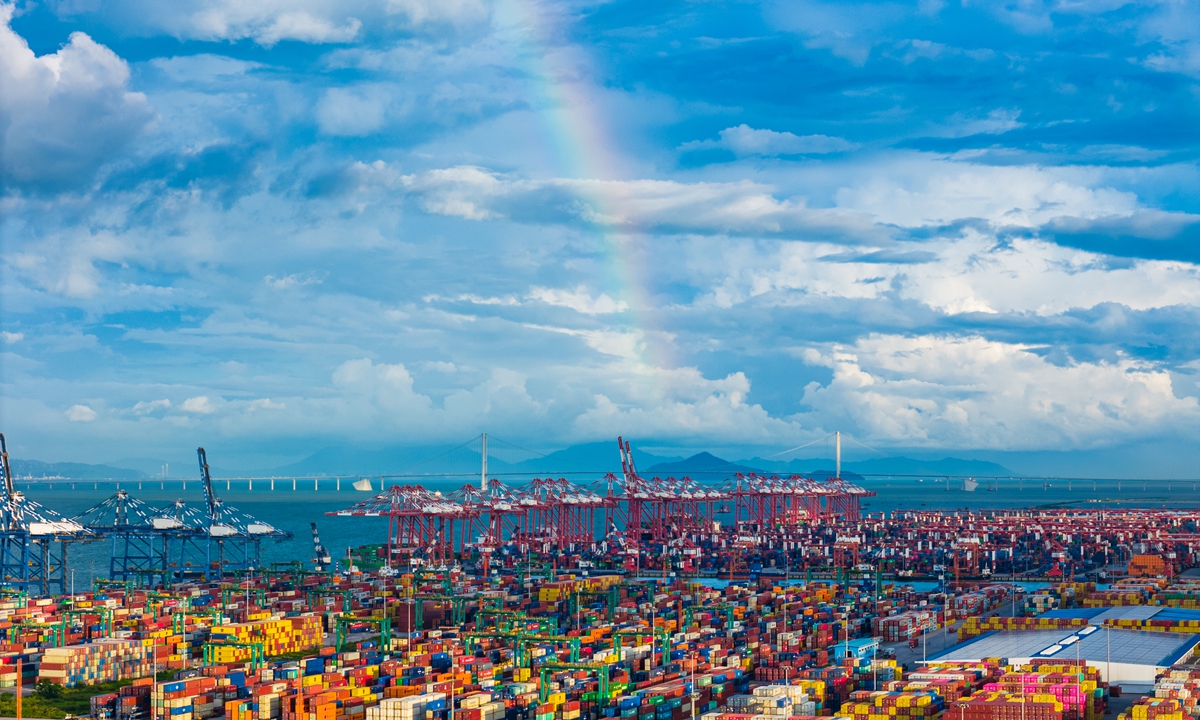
(353, 478, 373, 492)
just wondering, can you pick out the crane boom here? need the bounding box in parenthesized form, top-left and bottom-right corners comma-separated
(197, 447, 218, 522)
(311, 522, 331, 572)
(0, 433, 14, 530)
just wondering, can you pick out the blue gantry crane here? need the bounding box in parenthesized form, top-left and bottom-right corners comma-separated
(0, 433, 88, 595)
(73, 446, 291, 587)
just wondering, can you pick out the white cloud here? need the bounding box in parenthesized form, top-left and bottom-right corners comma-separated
(325, 359, 547, 434)
(315, 86, 395, 136)
(0, 332, 22, 343)
(528, 286, 628, 315)
(135, 2, 360, 45)
(322, 356, 805, 446)
(834, 158, 1136, 228)
(148, 54, 263, 83)
(65, 404, 97, 422)
(426, 286, 628, 316)
(682, 125, 859, 156)
(521, 324, 645, 360)
(181, 396, 216, 414)
(132, 398, 171, 414)
(77, 0, 489, 46)
(572, 366, 800, 442)
(131, 355, 805, 448)
(424, 292, 520, 306)
(764, 0, 907, 64)
(895, 39, 995, 64)
(931, 109, 1024, 138)
(1137, 0, 1200, 77)
(797, 334, 1200, 449)
(389, 158, 1147, 244)
(10, 229, 131, 299)
(246, 398, 285, 411)
(693, 231, 1200, 316)
(384, 0, 489, 27)
(421, 361, 458, 373)
(265, 273, 322, 289)
(0, 6, 152, 190)
(398, 165, 887, 242)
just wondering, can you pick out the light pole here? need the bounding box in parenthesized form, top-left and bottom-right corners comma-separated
(180, 601, 187, 669)
(872, 639, 878, 689)
(1020, 665, 1026, 720)
(690, 664, 698, 719)
(1106, 626, 1111, 683)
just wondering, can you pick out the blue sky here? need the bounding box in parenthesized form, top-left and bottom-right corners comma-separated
(2, 0, 1199, 474)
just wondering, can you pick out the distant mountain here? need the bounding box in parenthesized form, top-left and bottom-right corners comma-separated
(495, 442, 679, 477)
(261, 444, 1012, 483)
(645, 452, 763, 476)
(10, 459, 146, 480)
(264, 444, 475, 477)
(737, 455, 1012, 478)
(261, 441, 680, 480)
(106, 457, 190, 477)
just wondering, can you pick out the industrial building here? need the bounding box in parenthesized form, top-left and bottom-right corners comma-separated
(930, 607, 1200, 685)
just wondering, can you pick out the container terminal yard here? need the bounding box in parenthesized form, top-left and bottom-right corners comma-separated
(2, 435, 1200, 720)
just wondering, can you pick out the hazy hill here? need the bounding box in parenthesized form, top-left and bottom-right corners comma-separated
(261, 441, 679, 479)
(645, 452, 763, 476)
(738, 455, 1013, 477)
(11, 459, 145, 480)
(11, 444, 1012, 483)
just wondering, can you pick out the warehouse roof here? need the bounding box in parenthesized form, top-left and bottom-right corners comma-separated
(1039, 607, 1200, 623)
(930, 627, 1200, 668)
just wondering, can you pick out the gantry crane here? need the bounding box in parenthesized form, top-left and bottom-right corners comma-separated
(0, 433, 85, 595)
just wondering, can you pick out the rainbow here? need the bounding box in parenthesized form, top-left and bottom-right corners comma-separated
(497, 0, 673, 374)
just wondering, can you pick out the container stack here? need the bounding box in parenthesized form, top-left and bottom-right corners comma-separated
(1117, 699, 1185, 720)
(844, 658, 900, 688)
(840, 691, 945, 720)
(983, 662, 1104, 720)
(153, 675, 221, 720)
(753, 683, 819, 716)
(949, 692, 1064, 720)
(91, 679, 155, 720)
(1080, 590, 1150, 607)
(881, 612, 936, 642)
(1128, 555, 1172, 579)
(958, 617, 1087, 642)
(38, 638, 152, 687)
(1147, 668, 1200, 717)
(365, 692, 446, 720)
(208, 615, 322, 659)
(0, 653, 38, 687)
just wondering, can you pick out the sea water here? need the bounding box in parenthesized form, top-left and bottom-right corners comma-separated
(14, 474, 1195, 586)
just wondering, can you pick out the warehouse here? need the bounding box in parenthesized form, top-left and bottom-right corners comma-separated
(928, 623, 1200, 685)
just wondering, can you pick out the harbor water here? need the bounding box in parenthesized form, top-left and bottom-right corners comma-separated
(15, 473, 1196, 586)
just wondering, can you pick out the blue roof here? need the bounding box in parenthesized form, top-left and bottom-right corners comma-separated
(1163, 635, 1200, 666)
(930, 627, 1200, 668)
(1039, 608, 1105, 619)
(1149, 609, 1200, 622)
